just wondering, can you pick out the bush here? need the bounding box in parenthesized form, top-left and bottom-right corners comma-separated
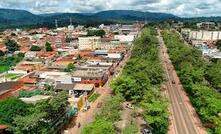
(30, 45, 41, 51)
(45, 42, 53, 51)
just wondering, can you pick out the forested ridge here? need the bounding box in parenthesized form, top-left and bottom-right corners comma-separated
(162, 31, 221, 133)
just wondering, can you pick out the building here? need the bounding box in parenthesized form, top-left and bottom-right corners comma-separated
(0, 82, 23, 100)
(24, 51, 37, 60)
(197, 22, 216, 30)
(72, 70, 108, 87)
(189, 31, 221, 41)
(69, 83, 94, 98)
(114, 35, 135, 42)
(202, 48, 221, 59)
(78, 36, 101, 50)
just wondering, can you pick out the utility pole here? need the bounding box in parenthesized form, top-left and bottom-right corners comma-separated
(55, 19, 58, 29)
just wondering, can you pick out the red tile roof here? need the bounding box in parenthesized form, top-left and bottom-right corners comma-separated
(0, 124, 8, 130)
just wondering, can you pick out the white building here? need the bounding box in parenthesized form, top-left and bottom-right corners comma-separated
(25, 51, 37, 59)
(114, 35, 135, 42)
(107, 53, 122, 59)
(68, 25, 74, 31)
(78, 36, 101, 50)
(189, 31, 221, 41)
(202, 48, 221, 59)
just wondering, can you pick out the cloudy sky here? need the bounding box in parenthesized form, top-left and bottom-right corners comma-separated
(0, 0, 220, 17)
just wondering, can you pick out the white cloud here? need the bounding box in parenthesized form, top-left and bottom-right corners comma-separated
(0, 0, 220, 17)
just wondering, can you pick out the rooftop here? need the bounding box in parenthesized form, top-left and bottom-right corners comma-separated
(72, 70, 105, 78)
(73, 83, 94, 91)
(20, 95, 51, 104)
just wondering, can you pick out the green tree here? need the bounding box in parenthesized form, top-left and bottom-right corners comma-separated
(215, 40, 221, 51)
(0, 50, 5, 56)
(45, 42, 53, 52)
(30, 45, 41, 51)
(13, 112, 48, 134)
(111, 76, 140, 101)
(17, 52, 25, 58)
(122, 122, 138, 134)
(87, 29, 106, 37)
(64, 63, 75, 72)
(11, 33, 17, 36)
(12, 91, 68, 134)
(5, 39, 20, 53)
(81, 119, 116, 134)
(0, 97, 30, 125)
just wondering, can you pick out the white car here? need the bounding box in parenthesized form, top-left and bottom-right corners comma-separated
(125, 103, 134, 109)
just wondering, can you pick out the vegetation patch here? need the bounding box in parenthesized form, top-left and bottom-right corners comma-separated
(0, 91, 69, 133)
(4, 73, 22, 80)
(88, 93, 100, 102)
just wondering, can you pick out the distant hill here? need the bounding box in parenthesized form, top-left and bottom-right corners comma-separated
(93, 10, 179, 21)
(0, 8, 221, 29)
(0, 9, 42, 26)
(0, 9, 180, 29)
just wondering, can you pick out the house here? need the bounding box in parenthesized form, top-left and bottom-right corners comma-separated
(68, 83, 94, 111)
(55, 75, 74, 91)
(37, 51, 57, 64)
(14, 62, 43, 73)
(76, 61, 114, 75)
(0, 124, 8, 133)
(69, 83, 94, 98)
(18, 77, 38, 85)
(39, 71, 68, 79)
(0, 82, 23, 100)
(72, 70, 108, 87)
(114, 35, 135, 42)
(53, 55, 76, 67)
(25, 51, 37, 59)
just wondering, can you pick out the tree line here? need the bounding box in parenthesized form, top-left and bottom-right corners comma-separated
(111, 27, 169, 134)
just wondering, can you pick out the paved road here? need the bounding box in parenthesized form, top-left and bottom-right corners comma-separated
(158, 31, 206, 134)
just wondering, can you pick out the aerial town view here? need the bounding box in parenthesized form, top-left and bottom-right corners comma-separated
(0, 1, 221, 134)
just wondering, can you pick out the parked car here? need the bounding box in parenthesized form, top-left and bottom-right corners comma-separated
(141, 128, 152, 134)
(125, 103, 134, 109)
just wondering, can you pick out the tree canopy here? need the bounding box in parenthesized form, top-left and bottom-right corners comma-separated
(30, 45, 41, 51)
(64, 63, 75, 72)
(215, 40, 221, 51)
(45, 42, 53, 52)
(0, 50, 5, 56)
(5, 39, 20, 53)
(0, 97, 30, 125)
(87, 29, 106, 37)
